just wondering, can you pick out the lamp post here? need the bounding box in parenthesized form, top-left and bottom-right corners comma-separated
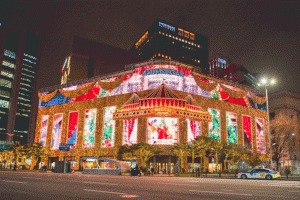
(258, 78, 276, 169)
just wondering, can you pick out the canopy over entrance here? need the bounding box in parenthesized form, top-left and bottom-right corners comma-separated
(80, 157, 131, 172)
(113, 84, 212, 122)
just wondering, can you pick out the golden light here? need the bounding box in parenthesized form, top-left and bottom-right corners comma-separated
(271, 79, 276, 85)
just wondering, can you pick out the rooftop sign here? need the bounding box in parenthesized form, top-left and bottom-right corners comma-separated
(142, 68, 184, 77)
(159, 22, 175, 32)
(218, 58, 226, 64)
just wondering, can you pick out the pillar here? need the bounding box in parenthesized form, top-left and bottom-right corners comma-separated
(167, 156, 171, 174)
(237, 113, 243, 145)
(153, 156, 157, 174)
(220, 110, 226, 142)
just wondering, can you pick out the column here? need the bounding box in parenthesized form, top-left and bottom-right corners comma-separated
(220, 110, 226, 142)
(153, 156, 157, 174)
(167, 156, 171, 174)
(237, 113, 243, 145)
(251, 117, 257, 153)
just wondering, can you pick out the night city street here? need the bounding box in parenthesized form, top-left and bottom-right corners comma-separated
(1, 1, 300, 200)
(0, 171, 300, 200)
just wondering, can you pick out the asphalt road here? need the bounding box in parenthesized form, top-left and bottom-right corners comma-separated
(0, 171, 299, 200)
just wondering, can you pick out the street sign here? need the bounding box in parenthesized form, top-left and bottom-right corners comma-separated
(0, 141, 13, 150)
(59, 143, 70, 151)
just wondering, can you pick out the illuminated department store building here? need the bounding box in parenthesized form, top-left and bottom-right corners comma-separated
(35, 60, 269, 172)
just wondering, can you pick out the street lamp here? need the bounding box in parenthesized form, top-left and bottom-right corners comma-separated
(258, 77, 276, 169)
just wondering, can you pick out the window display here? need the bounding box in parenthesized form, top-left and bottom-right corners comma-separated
(243, 115, 252, 150)
(51, 114, 63, 150)
(147, 117, 178, 145)
(187, 119, 201, 142)
(40, 115, 49, 146)
(208, 109, 220, 140)
(226, 112, 237, 143)
(102, 106, 116, 147)
(123, 119, 138, 145)
(256, 118, 266, 153)
(83, 109, 97, 148)
(67, 112, 79, 148)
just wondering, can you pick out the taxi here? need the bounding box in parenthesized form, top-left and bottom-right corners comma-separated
(238, 168, 280, 180)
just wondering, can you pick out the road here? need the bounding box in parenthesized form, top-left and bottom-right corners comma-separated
(0, 171, 299, 200)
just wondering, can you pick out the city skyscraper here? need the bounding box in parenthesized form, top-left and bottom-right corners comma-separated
(0, 29, 39, 144)
(131, 19, 209, 73)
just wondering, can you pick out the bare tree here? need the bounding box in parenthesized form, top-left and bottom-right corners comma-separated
(270, 113, 295, 170)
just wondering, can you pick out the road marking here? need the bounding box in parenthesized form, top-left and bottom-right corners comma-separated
(84, 189, 127, 195)
(83, 181, 118, 185)
(121, 194, 139, 198)
(2, 180, 26, 184)
(190, 190, 253, 196)
(23, 177, 42, 180)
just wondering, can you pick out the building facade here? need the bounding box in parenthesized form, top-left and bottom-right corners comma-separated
(35, 60, 269, 172)
(269, 90, 300, 174)
(0, 29, 39, 144)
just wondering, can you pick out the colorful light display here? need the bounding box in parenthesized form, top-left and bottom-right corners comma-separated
(208, 109, 220, 140)
(256, 118, 266, 153)
(83, 109, 97, 148)
(243, 115, 252, 150)
(51, 114, 63, 150)
(226, 112, 237, 143)
(147, 117, 178, 145)
(102, 106, 116, 147)
(123, 119, 138, 145)
(187, 119, 201, 142)
(67, 111, 79, 148)
(40, 115, 49, 146)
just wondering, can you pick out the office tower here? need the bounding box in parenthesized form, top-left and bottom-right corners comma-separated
(131, 19, 209, 73)
(0, 30, 39, 144)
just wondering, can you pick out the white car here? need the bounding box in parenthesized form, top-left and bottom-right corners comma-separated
(238, 168, 280, 180)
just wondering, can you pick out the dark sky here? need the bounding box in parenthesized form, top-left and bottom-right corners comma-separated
(1, 0, 299, 93)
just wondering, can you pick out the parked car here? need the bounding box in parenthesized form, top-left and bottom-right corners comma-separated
(238, 168, 280, 180)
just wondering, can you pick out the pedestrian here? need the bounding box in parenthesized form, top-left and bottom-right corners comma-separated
(147, 168, 150, 176)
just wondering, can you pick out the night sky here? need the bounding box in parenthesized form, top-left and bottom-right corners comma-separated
(1, 0, 299, 93)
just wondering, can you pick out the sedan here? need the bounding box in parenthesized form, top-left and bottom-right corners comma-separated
(238, 168, 280, 180)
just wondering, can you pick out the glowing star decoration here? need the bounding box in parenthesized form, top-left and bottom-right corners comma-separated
(83, 109, 97, 148)
(40, 115, 49, 146)
(243, 115, 252, 150)
(102, 106, 116, 147)
(51, 114, 63, 150)
(123, 119, 138, 146)
(256, 118, 266, 153)
(226, 112, 237, 143)
(208, 109, 220, 140)
(67, 112, 79, 148)
(187, 119, 201, 142)
(147, 117, 178, 145)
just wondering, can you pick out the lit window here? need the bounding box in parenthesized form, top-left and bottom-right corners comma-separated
(2, 60, 15, 69)
(1, 69, 14, 78)
(159, 31, 161, 34)
(158, 53, 161, 56)
(162, 54, 164, 58)
(184, 31, 189, 38)
(4, 50, 16, 59)
(0, 99, 9, 108)
(0, 79, 12, 88)
(190, 33, 195, 40)
(197, 45, 200, 48)
(175, 37, 178, 40)
(178, 28, 183, 36)
(0, 90, 10, 98)
(162, 32, 165, 35)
